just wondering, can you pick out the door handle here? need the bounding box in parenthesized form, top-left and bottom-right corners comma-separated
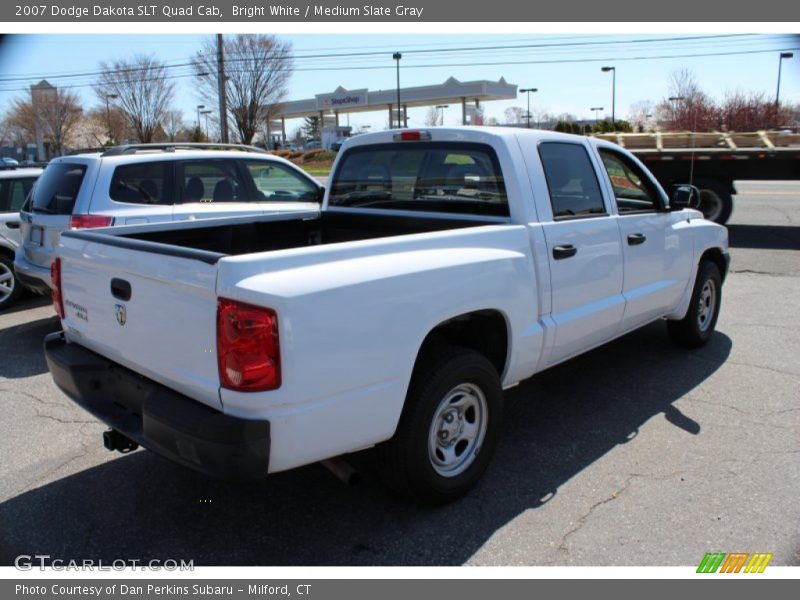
(110, 278, 132, 302)
(627, 233, 647, 245)
(5, 221, 20, 229)
(552, 244, 577, 260)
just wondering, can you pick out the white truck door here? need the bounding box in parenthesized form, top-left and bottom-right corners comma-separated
(596, 147, 694, 328)
(534, 141, 626, 367)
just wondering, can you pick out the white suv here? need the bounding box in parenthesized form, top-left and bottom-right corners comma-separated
(15, 144, 322, 292)
(0, 167, 42, 310)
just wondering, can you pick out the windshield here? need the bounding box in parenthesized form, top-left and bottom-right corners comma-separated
(30, 162, 87, 215)
(329, 142, 508, 217)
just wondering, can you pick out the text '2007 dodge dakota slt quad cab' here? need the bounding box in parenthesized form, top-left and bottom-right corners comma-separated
(45, 128, 729, 503)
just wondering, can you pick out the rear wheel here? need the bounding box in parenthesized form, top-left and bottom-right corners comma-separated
(668, 260, 722, 348)
(377, 346, 504, 504)
(0, 254, 23, 311)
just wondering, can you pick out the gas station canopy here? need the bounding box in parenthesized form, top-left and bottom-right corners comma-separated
(275, 77, 518, 124)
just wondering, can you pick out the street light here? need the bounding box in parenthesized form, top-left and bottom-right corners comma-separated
(201, 109, 213, 140)
(393, 52, 402, 129)
(105, 93, 118, 144)
(776, 52, 794, 115)
(590, 107, 604, 126)
(196, 104, 205, 129)
(435, 104, 449, 126)
(668, 96, 685, 129)
(519, 88, 538, 128)
(601, 67, 616, 131)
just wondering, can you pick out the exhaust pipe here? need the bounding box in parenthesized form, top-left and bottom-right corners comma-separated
(103, 429, 139, 453)
(320, 458, 361, 485)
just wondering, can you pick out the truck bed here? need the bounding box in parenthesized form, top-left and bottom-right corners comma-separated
(70, 211, 491, 261)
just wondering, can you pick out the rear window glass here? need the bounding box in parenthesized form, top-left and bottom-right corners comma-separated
(329, 142, 508, 217)
(538, 142, 606, 219)
(110, 161, 171, 205)
(179, 160, 248, 203)
(30, 163, 87, 215)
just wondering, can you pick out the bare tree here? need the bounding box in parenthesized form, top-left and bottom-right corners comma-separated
(504, 106, 527, 125)
(656, 69, 718, 131)
(193, 34, 293, 145)
(717, 90, 781, 132)
(628, 100, 654, 132)
(77, 106, 129, 147)
(162, 110, 186, 142)
(5, 87, 83, 156)
(95, 55, 175, 143)
(424, 106, 440, 127)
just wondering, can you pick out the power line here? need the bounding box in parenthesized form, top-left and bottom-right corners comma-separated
(0, 33, 771, 84)
(1, 44, 796, 95)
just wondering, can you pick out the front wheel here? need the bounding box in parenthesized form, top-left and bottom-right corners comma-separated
(0, 254, 23, 311)
(667, 260, 722, 348)
(377, 346, 504, 504)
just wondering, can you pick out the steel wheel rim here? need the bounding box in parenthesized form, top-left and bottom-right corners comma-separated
(428, 382, 488, 478)
(0, 261, 14, 303)
(698, 189, 723, 222)
(697, 278, 717, 332)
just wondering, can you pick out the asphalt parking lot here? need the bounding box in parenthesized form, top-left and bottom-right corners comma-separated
(0, 181, 798, 567)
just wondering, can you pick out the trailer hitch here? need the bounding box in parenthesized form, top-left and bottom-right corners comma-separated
(103, 429, 139, 453)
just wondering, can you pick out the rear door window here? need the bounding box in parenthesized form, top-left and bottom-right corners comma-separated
(179, 160, 249, 204)
(0, 177, 36, 212)
(30, 163, 87, 215)
(329, 142, 508, 217)
(538, 142, 606, 219)
(243, 161, 320, 202)
(8, 178, 36, 211)
(110, 161, 172, 205)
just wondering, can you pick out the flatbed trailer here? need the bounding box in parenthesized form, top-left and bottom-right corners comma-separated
(595, 131, 800, 224)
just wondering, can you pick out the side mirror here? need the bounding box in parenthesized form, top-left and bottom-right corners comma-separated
(671, 184, 701, 210)
(317, 186, 326, 203)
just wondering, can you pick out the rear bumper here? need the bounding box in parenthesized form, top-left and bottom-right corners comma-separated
(44, 332, 271, 480)
(13, 253, 52, 293)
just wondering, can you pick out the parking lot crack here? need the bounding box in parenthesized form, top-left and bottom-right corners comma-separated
(725, 360, 800, 379)
(33, 409, 96, 425)
(729, 269, 788, 277)
(13, 445, 92, 497)
(682, 395, 752, 416)
(0, 387, 66, 408)
(554, 474, 641, 560)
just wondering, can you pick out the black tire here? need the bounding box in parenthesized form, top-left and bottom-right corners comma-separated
(0, 253, 23, 311)
(668, 261, 722, 348)
(695, 179, 733, 225)
(377, 345, 504, 505)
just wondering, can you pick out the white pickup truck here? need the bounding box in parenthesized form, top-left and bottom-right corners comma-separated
(45, 128, 729, 503)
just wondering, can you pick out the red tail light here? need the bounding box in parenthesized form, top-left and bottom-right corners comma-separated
(51, 258, 64, 319)
(70, 215, 113, 229)
(217, 298, 281, 392)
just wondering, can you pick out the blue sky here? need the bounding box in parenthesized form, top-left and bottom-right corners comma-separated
(1, 33, 798, 136)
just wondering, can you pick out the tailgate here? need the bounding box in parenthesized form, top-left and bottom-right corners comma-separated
(58, 235, 223, 410)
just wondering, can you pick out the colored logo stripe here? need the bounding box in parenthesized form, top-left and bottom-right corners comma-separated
(719, 553, 749, 573)
(697, 553, 726, 573)
(744, 553, 773, 573)
(697, 552, 773, 573)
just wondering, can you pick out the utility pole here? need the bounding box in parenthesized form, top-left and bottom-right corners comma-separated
(217, 34, 229, 143)
(393, 52, 402, 129)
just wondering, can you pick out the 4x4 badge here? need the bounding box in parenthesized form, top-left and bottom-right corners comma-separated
(114, 304, 126, 326)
